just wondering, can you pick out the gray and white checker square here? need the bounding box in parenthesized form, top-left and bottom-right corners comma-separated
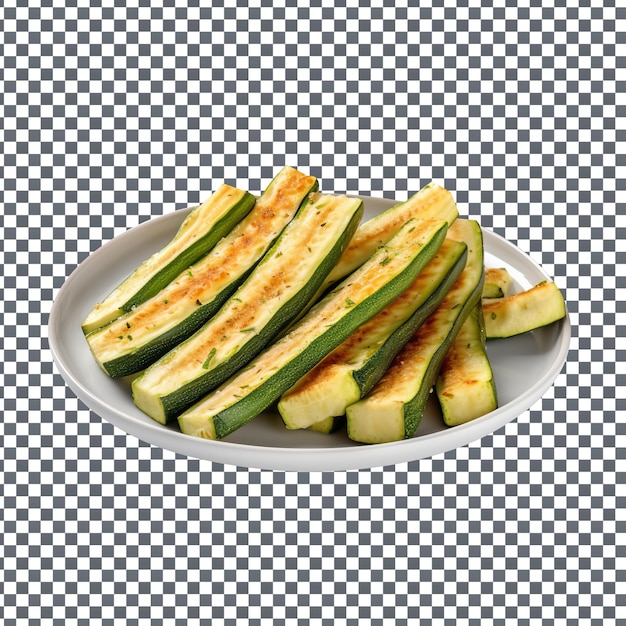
(1, 3, 623, 625)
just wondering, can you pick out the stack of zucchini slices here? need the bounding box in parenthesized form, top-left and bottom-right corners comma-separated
(83, 167, 567, 444)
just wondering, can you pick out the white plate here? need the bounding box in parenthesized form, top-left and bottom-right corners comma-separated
(49, 197, 570, 471)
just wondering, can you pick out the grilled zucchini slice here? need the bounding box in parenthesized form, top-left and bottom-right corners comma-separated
(277, 238, 468, 430)
(435, 302, 498, 426)
(346, 219, 485, 444)
(177, 218, 449, 440)
(81, 184, 255, 333)
(483, 280, 566, 339)
(85, 166, 318, 377)
(133, 193, 364, 424)
(482, 267, 514, 298)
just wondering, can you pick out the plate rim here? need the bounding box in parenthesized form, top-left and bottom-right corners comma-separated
(49, 197, 571, 472)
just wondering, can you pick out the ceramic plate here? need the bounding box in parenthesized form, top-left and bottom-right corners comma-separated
(49, 197, 570, 471)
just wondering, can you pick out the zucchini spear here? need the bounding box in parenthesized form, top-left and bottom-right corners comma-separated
(81, 183, 256, 333)
(435, 302, 498, 426)
(482, 267, 514, 299)
(483, 280, 566, 339)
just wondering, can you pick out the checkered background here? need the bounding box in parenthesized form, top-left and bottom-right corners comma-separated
(1, 2, 623, 624)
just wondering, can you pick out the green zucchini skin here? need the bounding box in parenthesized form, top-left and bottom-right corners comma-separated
(277, 238, 468, 431)
(81, 184, 256, 333)
(435, 302, 498, 426)
(346, 219, 485, 444)
(133, 194, 364, 424)
(86, 167, 318, 377)
(177, 218, 449, 440)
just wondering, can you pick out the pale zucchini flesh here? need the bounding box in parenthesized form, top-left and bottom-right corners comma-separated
(177, 218, 449, 440)
(132, 193, 364, 424)
(346, 219, 485, 444)
(85, 167, 318, 377)
(81, 184, 256, 333)
(278, 238, 468, 431)
(435, 302, 498, 426)
(483, 280, 566, 339)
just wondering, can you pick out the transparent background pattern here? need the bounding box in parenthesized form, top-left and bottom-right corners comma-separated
(1, 2, 623, 624)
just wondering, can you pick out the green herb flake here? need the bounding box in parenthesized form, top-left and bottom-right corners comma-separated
(202, 348, 217, 370)
(163, 299, 169, 304)
(240, 327, 256, 333)
(379, 256, 391, 266)
(127, 335, 132, 340)
(345, 298, 356, 308)
(491, 312, 497, 320)
(187, 270, 193, 277)
(233, 297, 242, 303)
(126, 322, 131, 329)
